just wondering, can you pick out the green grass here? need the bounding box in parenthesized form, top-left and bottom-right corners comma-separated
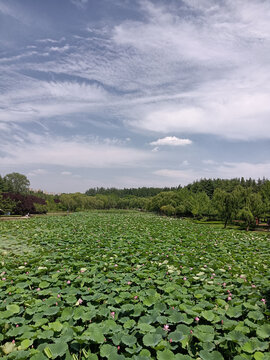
(0, 211, 269, 359)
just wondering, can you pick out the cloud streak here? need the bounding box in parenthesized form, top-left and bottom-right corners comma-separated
(0, 135, 153, 169)
(150, 136, 192, 146)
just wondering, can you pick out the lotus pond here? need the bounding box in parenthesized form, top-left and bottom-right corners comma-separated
(0, 211, 270, 360)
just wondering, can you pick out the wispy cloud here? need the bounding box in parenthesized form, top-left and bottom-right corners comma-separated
(70, 0, 88, 9)
(150, 136, 192, 146)
(27, 168, 48, 176)
(0, 134, 153, 169)
(2, 1, 269, 140)
(154, 161, 270, 185)
(0, 76, 110, 123)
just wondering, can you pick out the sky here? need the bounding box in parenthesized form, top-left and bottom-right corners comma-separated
(0, 0, 270, 193)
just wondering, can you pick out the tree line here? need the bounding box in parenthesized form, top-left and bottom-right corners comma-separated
(1, 172, 270, 230)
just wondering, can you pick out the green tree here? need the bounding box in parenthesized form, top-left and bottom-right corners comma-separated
(238, 207, 254, 231)
(213, 189, 238, 228)
(3, 173, 30, 194)
(0, 195, 16, 214)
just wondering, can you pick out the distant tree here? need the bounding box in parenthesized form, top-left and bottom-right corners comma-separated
(238, 207, 254, 231)
(213, 189, 238, 228)
(2, 193, 46, 215)
(3, 173, 30, 194)
(260, 180, 270, 215)
(189, 192, 211, 219)
(0, 194, 16, 214)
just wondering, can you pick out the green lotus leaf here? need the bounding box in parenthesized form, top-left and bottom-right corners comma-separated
(199, 350, 224, 360)
(256, 324, 270, 339)
(6, 304, 20, 314)
(157, 349, 175, 360)
(169, 331, 184, 342)
(100, 344, 117, 358)
(142, 333, 162, 347)
(121, 334, 137, 346)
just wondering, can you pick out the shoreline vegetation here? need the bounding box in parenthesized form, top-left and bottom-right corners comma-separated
(1, 173, 270, 231)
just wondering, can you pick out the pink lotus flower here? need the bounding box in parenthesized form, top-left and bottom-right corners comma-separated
(261, 298, 266, 304)
(195, 317, 200, 322)
(36, 288, 40, 291)
(183, 277, 187, 281)
(163, 324, 170, 331)
(78, 298, 83, 305)
(2, 278, 6, 281)
(110, 311, 115, 319)
(251, 284, 256, 288)
(134, 295, 138, 300)
(67, 280, 71, 284)
(127, 281, 132, 285)
(169, 338, 172, 343)
(227, 296, 232, 301)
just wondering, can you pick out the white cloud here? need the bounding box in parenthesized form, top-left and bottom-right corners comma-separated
(27, 168, 48, 176)
(0, 77, 109, 123)
(150, 136, 192, 146)
(216, 161, 270, 180)
(154, 161, 270, 186)
(37, 37, 66, 43)
(2, 1, 268, 140)
(154, 169, 197, 182)
(49, 45, 70, 53)
(0, 135, 153, 169)
(202, 159, 217, 165)
(61, 171, 72, 176)
(70, 0, 88, 9)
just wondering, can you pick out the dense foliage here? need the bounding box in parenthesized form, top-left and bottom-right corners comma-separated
(0, 211, 269, 359)
(1, 173, 270, 229)
(85, 187, 177, 198)
(1, 193, 47, 215)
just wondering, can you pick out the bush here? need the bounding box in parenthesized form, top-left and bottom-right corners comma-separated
(160, 205, 176, 216)
(2, 193, 47, 215)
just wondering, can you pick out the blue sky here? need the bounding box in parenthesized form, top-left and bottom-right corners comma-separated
(0, 0, 270, 193)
